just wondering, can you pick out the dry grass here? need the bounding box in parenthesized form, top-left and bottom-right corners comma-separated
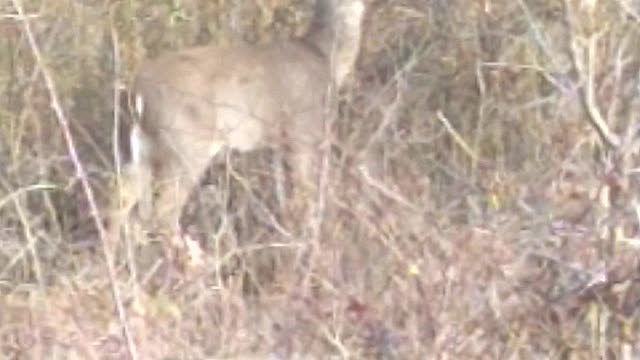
(2, 0, 640, 358)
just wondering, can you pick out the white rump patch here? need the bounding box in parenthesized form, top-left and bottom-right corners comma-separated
(130, 124, 148, 165)
(134, 94, 145, 118)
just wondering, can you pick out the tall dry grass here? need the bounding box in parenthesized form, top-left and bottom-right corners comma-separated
(2, 0, 640, 358)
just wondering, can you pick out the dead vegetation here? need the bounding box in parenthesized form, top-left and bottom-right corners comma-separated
(2, 0, 640, 358)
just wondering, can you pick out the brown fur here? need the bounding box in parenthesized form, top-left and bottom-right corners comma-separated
(110, 0, 365, 244)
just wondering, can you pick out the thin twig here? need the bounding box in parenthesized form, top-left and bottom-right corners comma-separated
(563, 0, 620, 149)
(10, 1, 138, 359)
(436, 110, 482, 164)
(360, 74, 405, 157)
(357, 164, 419, 211)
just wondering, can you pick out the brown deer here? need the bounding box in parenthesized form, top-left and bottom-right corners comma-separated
(109, 0, 365, 251)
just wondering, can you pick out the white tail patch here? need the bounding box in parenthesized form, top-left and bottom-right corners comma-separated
(134, 94, 145, 119)
(130, 123, 148, 165)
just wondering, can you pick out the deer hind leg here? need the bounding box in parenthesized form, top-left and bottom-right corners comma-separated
(152, 137, 222, 266)
(152, 169, 194, 239)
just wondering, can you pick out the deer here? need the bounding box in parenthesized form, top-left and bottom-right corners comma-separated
(108, 0, 366, 256)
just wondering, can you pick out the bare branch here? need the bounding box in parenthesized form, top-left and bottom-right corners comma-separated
(10, 1, 138, 359)
(563, 0, 621, 149)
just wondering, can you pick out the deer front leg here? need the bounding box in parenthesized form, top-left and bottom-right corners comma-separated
(286, 134, 322, 231)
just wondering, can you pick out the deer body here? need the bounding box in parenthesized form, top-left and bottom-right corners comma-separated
(134, 42, 329, 152)
(113, 0, 364, 242)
